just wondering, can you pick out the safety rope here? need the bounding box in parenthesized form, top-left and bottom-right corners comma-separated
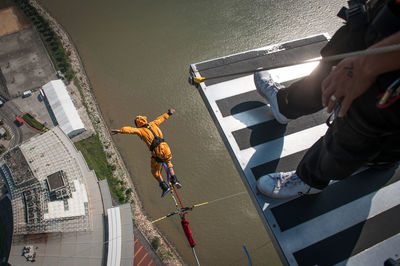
(171, 183, 185, 211)
(162, 163, 185, 210)
(160, 162, 200, 265)
(189, 44, 400, 84)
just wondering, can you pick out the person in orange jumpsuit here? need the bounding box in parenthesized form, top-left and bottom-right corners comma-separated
(111, 109, 181, 197)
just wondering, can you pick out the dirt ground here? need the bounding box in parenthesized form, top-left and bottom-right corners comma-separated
(0, 6, 31, 38)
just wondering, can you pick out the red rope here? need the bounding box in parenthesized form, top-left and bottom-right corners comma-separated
(162, 163, 184, 209)
(172, 185, 184, 209)
(181, 218, 196, 248)
(161, 163, 196, 249)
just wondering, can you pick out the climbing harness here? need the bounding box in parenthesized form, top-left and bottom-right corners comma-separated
(326, 100, 342, 127)
(325, 75, 400, 126)
(143, 124, 167, 163)
(377, 77, 400, 108)
(144, 124, 165, 152)
(151, 156, 164, 163)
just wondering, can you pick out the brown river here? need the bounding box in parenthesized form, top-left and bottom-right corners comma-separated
(38, 0, 343, 265)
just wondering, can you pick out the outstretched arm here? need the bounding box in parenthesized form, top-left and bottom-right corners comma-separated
(110, 126, 141, 135)
(153, 109, 175, 127)
(321, 31, 400, 117)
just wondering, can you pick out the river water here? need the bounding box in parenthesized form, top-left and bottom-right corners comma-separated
(38, 0, 343, 265)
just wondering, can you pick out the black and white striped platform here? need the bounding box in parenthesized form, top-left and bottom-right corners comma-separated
(190, 34, 400, 266)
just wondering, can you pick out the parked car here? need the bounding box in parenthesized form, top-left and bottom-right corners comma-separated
(22, 90, 32, 98)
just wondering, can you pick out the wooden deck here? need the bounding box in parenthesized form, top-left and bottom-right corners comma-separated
(190, 34, 400, 266)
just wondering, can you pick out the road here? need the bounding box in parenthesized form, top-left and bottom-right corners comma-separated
(0, 100, 36, 149)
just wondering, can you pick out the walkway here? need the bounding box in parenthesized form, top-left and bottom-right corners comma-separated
(133, 227, 161, 266)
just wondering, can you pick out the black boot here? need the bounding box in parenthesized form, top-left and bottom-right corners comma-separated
(159, 181, 170, 197)
(170, 175, 182, 189)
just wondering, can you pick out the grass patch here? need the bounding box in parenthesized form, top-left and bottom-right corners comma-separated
(75, 134, 127, 203)
(22, 113, 48, 132)
(74, 134, 111, 180)
(158, 250, 173, 260)
(151, 237, 161, 250)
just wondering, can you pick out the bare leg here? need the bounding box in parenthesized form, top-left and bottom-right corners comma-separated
(169, 167, 175, 177)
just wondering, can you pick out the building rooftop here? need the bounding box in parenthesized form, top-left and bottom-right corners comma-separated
(44, 179, 88, 220)
(46, 171, 66, 192)
(0, 126, 136, 266)
(2, 147, 36, 189)
(0, 126, 91, 235)
(4, 126, 106, 265)
(42, 80, 85, 138)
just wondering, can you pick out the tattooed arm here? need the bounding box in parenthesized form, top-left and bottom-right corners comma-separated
(321, 31, 400, 117)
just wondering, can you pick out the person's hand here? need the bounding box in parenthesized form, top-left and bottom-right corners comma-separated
(321, 56, 377, 117)
(168, 109, 175, 115)
(110, 129, 120, 135)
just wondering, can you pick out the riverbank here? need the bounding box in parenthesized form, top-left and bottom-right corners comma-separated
(29, 0, 183, 264)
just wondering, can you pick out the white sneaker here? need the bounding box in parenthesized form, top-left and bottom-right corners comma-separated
(256, 171, 321, 199)
(254, 71, 290, 124)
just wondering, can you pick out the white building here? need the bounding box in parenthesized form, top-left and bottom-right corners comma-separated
(42, 79, 85, 138)
(1, 126, 92, 234)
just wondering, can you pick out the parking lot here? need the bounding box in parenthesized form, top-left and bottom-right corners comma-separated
(12, 90, 56, 128)
(0, 27, 56, 99)
(0, 16, 95, 144)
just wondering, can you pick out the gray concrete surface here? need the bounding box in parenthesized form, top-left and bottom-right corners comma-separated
(0, 25, 94, 143)
(11, 83, 95, 143)
(8, 129, 105, 265)
(12, 90, 55, 129)
(0, 27, 56, 99)
(0, 101, 37, 148)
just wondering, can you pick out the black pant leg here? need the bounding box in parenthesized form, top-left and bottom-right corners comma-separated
(296, 118, 384, 189)
(370, 134, 400, 165)
(276, 61, 333, 119)
(278, 17, 400, 187)
(276, 24, 368, 119)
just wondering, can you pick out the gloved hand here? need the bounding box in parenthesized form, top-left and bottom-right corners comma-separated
(168, 109, 175, 115)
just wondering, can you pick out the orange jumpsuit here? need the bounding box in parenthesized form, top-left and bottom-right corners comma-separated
(118, 113, 173, 180)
